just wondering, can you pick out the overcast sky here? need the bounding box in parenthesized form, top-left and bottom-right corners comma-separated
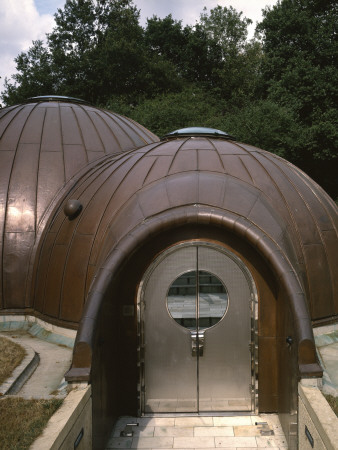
(0, 0, 278, 97)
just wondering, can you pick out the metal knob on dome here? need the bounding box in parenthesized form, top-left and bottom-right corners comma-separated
(64, 199, 83, 219)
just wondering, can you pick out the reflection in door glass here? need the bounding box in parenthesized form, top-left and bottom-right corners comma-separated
(167, 270, 228, 331)
(167, 271, 197, 330)
(198, 271, 228, 330)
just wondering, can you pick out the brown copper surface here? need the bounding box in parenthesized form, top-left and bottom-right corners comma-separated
(29, 137, 337, 327)
(2, 102, 336, 446)
(0, 99, 159, 311)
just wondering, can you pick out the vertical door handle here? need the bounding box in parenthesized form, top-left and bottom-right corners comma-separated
(191, 332, 204, 356)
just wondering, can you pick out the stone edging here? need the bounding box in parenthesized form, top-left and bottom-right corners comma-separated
(30, 385, 91, 450)
(299, 383, 338, 450)
(0, 334, 39, 395)
(0, 315, 76, 349)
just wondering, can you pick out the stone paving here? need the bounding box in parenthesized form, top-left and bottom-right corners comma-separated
(0, 330, 72, 398)
(106, 414, 288, 449)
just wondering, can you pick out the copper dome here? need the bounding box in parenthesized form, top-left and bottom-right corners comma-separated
(31, 135, 338, 326)
(0, 97, 159, 312)
(1, 113, 337, 445)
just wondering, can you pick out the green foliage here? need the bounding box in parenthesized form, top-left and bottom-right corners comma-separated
(1, 0, 336, 197)
(1, 40, 55, 105)
(257, 0, 338, 197)
(200, 5, 251, 58)
(110, 85, 222, 137)
(222, 100, 303, 159)
(48, 0, 148, 103)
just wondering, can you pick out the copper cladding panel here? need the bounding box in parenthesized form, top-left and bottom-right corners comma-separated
(31, 136, 337, 326)
(0, 100, 159, 313)
(0, 103, 336, 325)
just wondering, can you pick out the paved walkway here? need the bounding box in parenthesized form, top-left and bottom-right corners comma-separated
(0, 330, 72, 398)
(106, 414, 288, 449)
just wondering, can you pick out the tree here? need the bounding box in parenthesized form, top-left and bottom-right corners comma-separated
(1, 40, 55, 105)
(112, 85, 223, 138)
(47, 0, 148, 103)
(220, 100, 303, 159)
(198, 6, 262, 105)
(2, 0, 180, 105)
(144, 15, 223, 86)
(257, 0, 338, 197)
(199, 5, 251, 59)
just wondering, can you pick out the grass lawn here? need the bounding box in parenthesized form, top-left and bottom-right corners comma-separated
(0, 337, 63, 449)
(0, 336, 26, 385)
(0, 397, 63, 449)
(324, 394, 338, 417)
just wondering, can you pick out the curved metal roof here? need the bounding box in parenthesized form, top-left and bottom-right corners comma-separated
(0, 98, 159, 311)
(32, 136, 338, 325)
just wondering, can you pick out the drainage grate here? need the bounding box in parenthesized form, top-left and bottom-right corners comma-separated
(120, 423, 139, 437)
(255, 421, 275, 436)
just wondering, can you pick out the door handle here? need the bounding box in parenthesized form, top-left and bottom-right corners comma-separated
(191, 332, 204, 356)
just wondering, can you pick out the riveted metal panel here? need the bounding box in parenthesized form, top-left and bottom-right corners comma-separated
(61, 233, 94, 322)
(5, 143, 39, 233)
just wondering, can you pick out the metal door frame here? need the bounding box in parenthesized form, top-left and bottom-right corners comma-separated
(137, 241, 259, 416)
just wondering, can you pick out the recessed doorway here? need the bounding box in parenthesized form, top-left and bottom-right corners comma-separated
(138, 242, 257, 414)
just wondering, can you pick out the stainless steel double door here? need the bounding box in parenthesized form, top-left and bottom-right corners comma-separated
(141, 243, 253, 413)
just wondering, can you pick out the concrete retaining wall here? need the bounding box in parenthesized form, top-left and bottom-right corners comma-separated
(31, 385, 92, 450)
(0, 315, 76, 348)
(298, 383, 338, 450)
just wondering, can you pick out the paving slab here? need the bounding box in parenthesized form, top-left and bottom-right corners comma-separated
(106, 415, 287, 449)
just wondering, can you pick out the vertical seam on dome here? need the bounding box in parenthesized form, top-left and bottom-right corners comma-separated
(0, 105, 26, 309)
(58, 102, 66, 185)
(238, 156, 255, 185)
(88, 152, 148, 268)
(41, 152, 138, 320)
(30, 153, 124, 313)
(77, 104, 106, 154)
(102, 110, 139, 148)
(59, 154, 137, 318)
(93, 110, 123, 153)
(259, 152, 336, 315)
(81, 155, 138, 300)
(34, 156, 119, 316)
(124, 114, 157, 141)
(289, 163, 338, 235)
(39, 102, 65, 317)
(230, 142, 304, 247)
(141, 156, 159, 186)
(0, 105, 25, 140)
(2, 102, 39, 308)
(166, 138, 189, 175)
(207, 138, 226, 172)
(230, 141, 310, 302)
(115, 113, 152, 146)
(70, 105, 89, 165)
(27, 107, 47, 309)
(34, 107, 47, 233)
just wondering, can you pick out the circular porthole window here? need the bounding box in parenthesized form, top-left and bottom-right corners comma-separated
(167, 270, 229, 332)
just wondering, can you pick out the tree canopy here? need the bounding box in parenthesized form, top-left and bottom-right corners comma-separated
(1, 0, 337, 198)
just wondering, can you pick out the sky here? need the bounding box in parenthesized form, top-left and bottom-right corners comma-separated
(0, 0, 278, 97)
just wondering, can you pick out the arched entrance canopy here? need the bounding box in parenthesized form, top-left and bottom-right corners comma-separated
(66, 204, 321, 382)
